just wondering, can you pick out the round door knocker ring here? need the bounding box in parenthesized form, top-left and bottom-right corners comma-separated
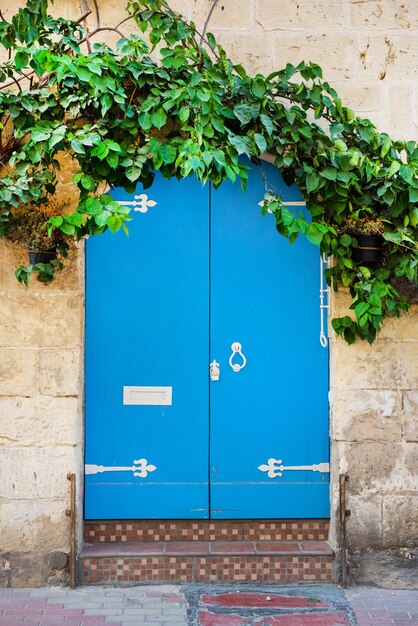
(229, 342, 247, 373)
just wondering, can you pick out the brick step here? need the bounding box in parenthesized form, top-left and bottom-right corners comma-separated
(84, 519, 329, 543)
(80, 540, 334, 584)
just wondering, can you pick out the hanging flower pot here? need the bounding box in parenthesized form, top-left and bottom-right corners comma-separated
(28, 249, 57, 265)
(353, 234, 384, 265)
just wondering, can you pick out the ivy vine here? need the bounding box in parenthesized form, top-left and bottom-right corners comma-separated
(0, 0, 417, 343)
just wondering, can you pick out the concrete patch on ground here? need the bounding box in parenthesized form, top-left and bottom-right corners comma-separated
(185, 584, 355, 626)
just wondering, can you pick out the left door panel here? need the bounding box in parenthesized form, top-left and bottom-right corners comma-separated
(85, 176, 210, 519)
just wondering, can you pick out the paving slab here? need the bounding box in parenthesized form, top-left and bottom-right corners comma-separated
(346, 587, 418, 626)
(0, 584, 417, 625)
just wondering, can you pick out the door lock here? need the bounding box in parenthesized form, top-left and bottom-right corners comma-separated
(210, 359, 220, 381)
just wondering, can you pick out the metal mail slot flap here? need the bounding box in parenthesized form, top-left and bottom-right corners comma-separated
(123, 386, 172, 406)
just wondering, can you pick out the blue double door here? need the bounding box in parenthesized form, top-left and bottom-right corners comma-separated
(85, 162, 329, 520)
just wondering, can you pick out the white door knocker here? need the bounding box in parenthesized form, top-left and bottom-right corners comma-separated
(229, 342, 247, 372)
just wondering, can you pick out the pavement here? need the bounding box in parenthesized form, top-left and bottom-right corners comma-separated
(0, 584, 417, 626)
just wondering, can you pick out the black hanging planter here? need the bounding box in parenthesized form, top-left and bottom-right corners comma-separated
(353, 234, 384, 265)
(29, 250, 57, 265)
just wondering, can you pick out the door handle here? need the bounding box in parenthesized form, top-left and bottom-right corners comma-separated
(229, 342, 247, 372)
(210, 359, 220, 381)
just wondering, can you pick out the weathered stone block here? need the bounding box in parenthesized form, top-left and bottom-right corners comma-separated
(333, 84, 382, 115)
(0, 497, 70, 553)
(346, 493, 382, 548)
(0, 558, 11, 588)
(331, 389, 402, 441)
(0, 294, 83, 348)
(216, 33, 274, 75)
(337, 442, 417, 494)
(0, 240, 83, 295)
(8, 552, 51, 588)
(356, 35, 418, 82)
(0, 396, 81, 447)
(38, 349, 82, 397)
(349, 0, 418, 30)
(329, 288, 353, 319)
(383, 495, 418, 546)
(0, 349, 37, 397)
(0, 447, 78, 499)
(331, 341, 418, 390)
(378, 308, 418, 341)
(257, 0, 343, 30)
(382, 84, 417, 140)
(402, 391, 418, 442)
(273, 33, 357, 81)
(191, 0, 254, 30)
(351, 548, 418, 589)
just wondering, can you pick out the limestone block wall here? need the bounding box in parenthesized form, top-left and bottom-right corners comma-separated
(0, 0, 417, 586)
(0, 238, 84, 586)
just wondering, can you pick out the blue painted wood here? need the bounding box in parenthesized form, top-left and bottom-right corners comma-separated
(85, 175, 210, 519)
(210, 484, 330, 519)
(85, 163, 329, 520)
(209, 162, 330, 518)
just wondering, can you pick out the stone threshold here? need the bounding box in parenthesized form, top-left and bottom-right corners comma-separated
(82, 539, 333, 557)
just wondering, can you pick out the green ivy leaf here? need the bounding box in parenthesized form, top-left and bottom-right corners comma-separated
(306, 172, 320, 192)
(14, 50, 29, 69)
(151, 108, 167, 129)
(321, 167, 337, 181)
(80, 175, 96, 190)
(126, 165, 143, 181)
(233, 104, 252, 125)
(409, 187, 418, 203)
(260, 113, 274, 136)
(254, 133, 267, 154)
(229, 135, 254, 156)
(251, 78, 266, 99)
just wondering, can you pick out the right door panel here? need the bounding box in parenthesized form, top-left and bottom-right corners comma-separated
(209, 162, 330, 518)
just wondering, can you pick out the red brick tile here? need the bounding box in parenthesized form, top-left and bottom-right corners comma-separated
(299, 541, 333, 555)
(198, 610, 248, 625)
(165, 541, 210, 554)
(119, 542, 166, 555)
(255, 542, 301, 554)
(210, 542, 255, 555)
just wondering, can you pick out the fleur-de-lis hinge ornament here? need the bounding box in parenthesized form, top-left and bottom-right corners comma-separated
(258, 457, 330, 479)
(117, 193, 157, 213)
(85, 457, 157, 478)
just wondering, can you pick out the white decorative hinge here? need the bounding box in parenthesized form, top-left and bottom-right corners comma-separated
(258, 457, 330, 479)
(320, 254, 330, 348)
(258, 199, 306, 214)
(117, 193, 157, 213)
(85, 457, 157, 478)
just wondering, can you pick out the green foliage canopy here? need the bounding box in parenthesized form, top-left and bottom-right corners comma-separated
(0, 0, 417, 343)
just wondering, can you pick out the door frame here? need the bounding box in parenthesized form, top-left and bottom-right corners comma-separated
(82, 153, 332, 523)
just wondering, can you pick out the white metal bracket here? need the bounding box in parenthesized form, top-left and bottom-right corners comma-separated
(258, 457, 330, 479)
(320, 254, 330, 348)
(85, 457, 157, 478)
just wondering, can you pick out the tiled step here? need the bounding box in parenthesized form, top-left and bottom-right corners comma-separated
(80, 540, 334, 584)
(84, 519, 329, 543)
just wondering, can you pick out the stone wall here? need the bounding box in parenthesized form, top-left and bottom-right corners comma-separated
(0, 139, 85, 584)
(330, 291, 417, 587)
(0, 0, 417, 587)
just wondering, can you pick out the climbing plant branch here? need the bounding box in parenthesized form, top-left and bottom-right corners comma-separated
(0, 0, 417, 344)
